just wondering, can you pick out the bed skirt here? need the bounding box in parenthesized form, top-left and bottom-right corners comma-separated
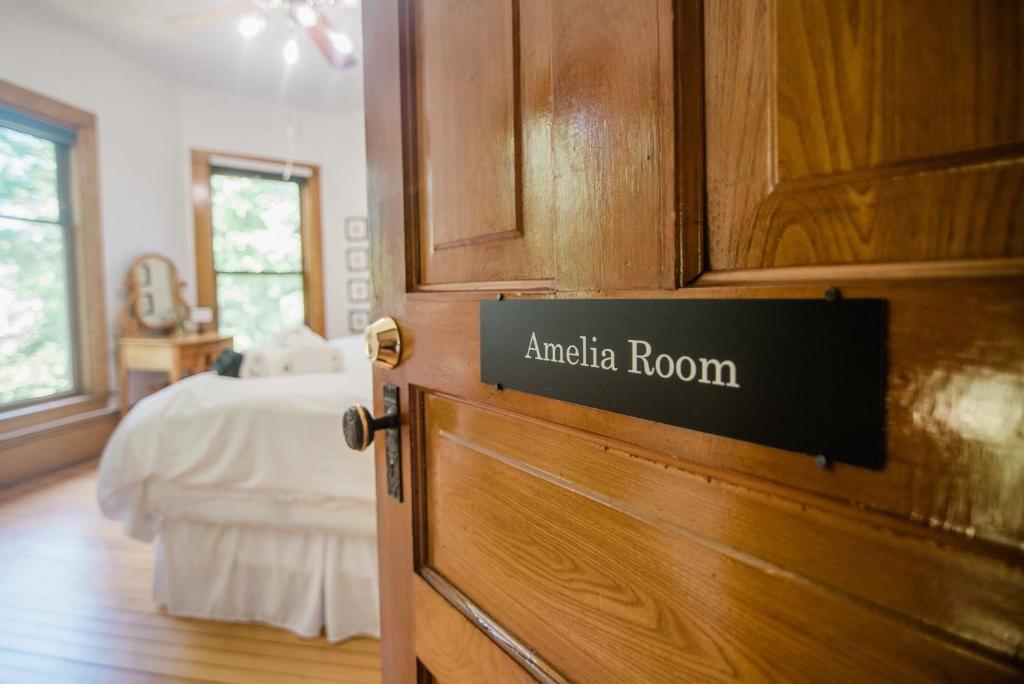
(153, 518, 380, 642)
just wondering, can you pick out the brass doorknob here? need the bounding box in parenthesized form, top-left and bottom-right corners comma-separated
(364, 316, 402, 368)
(342, 404, 398, 451)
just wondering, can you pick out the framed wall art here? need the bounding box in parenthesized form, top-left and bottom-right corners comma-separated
(345, 216, 368, 241)
(346, 247, 368, 271)
(348, 278, 370, 303)
(348, 309, 370, 334)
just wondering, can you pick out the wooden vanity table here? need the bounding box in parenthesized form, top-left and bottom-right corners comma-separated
(115, 254, 233, 415)
(118, 333, 233, 415)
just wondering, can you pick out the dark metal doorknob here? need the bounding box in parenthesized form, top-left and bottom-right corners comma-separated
(342, 403, 398, 451)
(343, 384, 403, 502)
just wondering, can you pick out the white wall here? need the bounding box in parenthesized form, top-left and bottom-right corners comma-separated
(0, 0, 186, 389)
(0, 0, 368, 395)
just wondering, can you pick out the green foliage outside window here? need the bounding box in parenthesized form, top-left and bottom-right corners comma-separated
(0, 126, 75, 406)
(0, 127, 59, 222)
(216, 273, 304, 351)
(210, 173, 305, 350)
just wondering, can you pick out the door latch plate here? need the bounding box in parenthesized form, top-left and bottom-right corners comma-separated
(383, 384, 402, 502)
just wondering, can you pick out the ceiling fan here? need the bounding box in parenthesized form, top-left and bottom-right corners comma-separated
(167, 0, 360, 70)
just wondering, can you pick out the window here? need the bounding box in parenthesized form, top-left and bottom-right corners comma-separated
(192, 151, 324, 351)
(0, 81, 108, 424)
(0, 122, 77, 408)
(0, 80, 107, 423)
(211, 171, 305, 349)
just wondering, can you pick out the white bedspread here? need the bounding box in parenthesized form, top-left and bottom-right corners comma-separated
(97, 340, 380, 641)
(98, 370, 376, 542)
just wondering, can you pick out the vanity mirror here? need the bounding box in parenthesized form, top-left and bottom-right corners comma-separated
(118, 254, 189, 336)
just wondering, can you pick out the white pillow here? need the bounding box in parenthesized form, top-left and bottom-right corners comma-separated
(239, 326, 345, 378)
(269, 325, 326, 348)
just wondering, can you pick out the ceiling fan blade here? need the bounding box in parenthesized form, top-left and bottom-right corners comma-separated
(306, 16, 358, 70)
(166, 1, 253, 29)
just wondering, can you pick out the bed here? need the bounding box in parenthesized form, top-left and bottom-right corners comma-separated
(97, 335, 379, 642)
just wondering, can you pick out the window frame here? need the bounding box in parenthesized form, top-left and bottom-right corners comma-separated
(191, 149, 325, 340)
(0, 133, 79, 411)
(0, 81, 109, 430)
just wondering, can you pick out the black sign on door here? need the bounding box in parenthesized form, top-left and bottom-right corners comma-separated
(480, 298, 887, 470)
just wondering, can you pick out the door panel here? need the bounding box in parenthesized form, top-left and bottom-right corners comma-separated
(364, 0, 1024, 680)
(413, 0, 555, 288)
(706, 0, 1024, 271)
(423, 392, 1024, 660)
(417, 0, 516, 251)
(423, 394, 1021, 680)
(551, 0, 678, 291)
(413, 575, 534, 683)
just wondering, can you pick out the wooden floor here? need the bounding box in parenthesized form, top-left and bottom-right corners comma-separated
(0, 462, 382, 683)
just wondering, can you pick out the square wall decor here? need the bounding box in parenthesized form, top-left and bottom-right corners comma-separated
(345, 216, 368, 241)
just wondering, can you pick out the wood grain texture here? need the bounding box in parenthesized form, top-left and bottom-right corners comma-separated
(393, 273, 1024, 550)
(0, 463, 381, 683)
(0, 412, 115, 491)
(191, 150, 217, 326)
(412, 0, 555, 288)
(301, 166, 326, 335)
(698, 257, 1024, 284)
(675, 0, 706, 284)
(363, 0, 419, 680)
(412, 575, 534, 684)
(702, 0, 773, 270)
(551, 0, 676, 291)
(426, 394, 1024, 665)
(68, 121, 110, 400)
(0, 79, 94, 128)
(424, 395, 1021, 681)
(0, 393, 109, 436)
(410, 0, 690, 290)
(419, 568, 568, 683)
(365, 0, 1024, 680)
(373, 274, 1024, 681)
(416, 0, 518, 250)
(117, 334, 233, 415)
(705, 0, 1024, 270)
(776, 0, 1023, 177)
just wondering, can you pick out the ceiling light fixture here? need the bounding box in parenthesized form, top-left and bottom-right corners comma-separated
(171, 1, 358, 70)
(293, 4, 318, 28)
(283, 37, 299, 65)
(328, 31, 354, 55)
(238, 14, 267, 38)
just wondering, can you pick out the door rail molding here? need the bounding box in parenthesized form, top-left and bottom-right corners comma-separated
(419, 566, 569, 684)
(695, 257, 1024, 286)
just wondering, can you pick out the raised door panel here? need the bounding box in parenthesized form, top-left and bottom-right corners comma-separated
(412, 0, 683, 291)
(413, 0, 554, 289)
(419, 394, 1021, 681)
(705, 0, 1024, 271)
(412, 575, 534, 683)
(551, 0, 679, 290)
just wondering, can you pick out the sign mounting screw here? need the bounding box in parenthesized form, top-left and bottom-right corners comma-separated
(815, 454, 831, 470)
(824, 287, 840, 302)
(496, 293, 504, 301)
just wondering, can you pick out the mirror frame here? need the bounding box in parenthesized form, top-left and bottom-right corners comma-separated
(117, 253, 189, 337)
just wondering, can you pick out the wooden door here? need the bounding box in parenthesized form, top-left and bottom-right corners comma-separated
(363, 0, 1024, 681)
